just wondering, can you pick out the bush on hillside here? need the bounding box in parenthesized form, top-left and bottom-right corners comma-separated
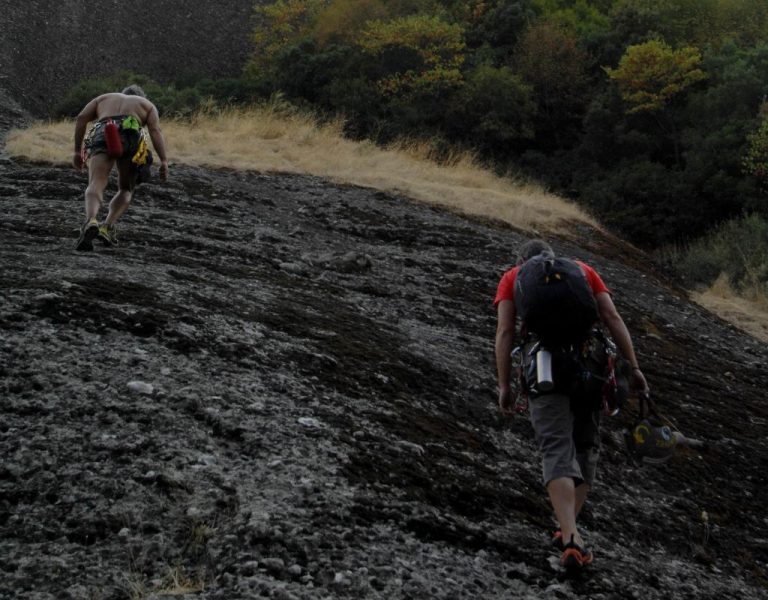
(446, 64, 536, 153)
(53, 72, 264, 118)
(680, 214, 768, 297)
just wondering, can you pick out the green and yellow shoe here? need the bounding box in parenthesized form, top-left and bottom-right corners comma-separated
(98, 223, 118, 247)
(75, 218, 100, 251)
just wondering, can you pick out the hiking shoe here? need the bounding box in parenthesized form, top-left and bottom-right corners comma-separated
(560, 537, 594, 574)
(75, 218, 100, 251)
(98, 223, 118, 247)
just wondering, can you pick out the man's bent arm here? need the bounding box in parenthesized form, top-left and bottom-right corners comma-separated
(495, 300, 516, 393)
(145, 105, 168, 163)
(74, 98, 99, 154)
(596, 292, 648, 391)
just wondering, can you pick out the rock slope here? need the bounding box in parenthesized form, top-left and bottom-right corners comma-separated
(1, 157, 767, 599)
(0, 0, 257, 115)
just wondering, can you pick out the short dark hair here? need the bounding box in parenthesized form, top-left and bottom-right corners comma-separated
(516, 239, 554, 265)
(122, 84, 146, 98)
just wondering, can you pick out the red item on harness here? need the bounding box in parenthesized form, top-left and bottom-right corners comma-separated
(601, 354, 617, 415)
(104, 121, 123, 158)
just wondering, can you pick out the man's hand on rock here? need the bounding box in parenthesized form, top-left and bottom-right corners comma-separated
(158, 160, 169, 182)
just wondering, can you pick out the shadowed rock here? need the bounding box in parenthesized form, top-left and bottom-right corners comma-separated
(0, 157, 766, 598)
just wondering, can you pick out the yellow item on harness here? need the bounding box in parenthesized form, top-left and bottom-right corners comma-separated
(131, 133, 150, 166)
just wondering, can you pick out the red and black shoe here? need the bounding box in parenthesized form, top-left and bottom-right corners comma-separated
(560, 536, 594, 574)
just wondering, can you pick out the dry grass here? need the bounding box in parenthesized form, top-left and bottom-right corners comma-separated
(5, 105, 592, 232)
(123, 566, 205, 599)
(6, 122, 72, 165)
(156, 566, 205, 595)
(691, 273, 768, 342)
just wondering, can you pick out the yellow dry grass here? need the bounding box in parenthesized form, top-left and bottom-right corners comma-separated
(5, 106, 592, 232)
(691, 274, 768, 342)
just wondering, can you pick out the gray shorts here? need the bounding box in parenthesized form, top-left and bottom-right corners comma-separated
(529, 393, 601, 487)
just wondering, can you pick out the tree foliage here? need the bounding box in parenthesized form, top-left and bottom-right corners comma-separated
(447, 64, 536, 151)
(357, 15, 466, 95)
(249, 0, 328, 71)
(532, 0, 611, 40)
(312, 0, 389, 46)
(514, 20, 591, 148)
(605, 39, 706, 113)
(743, 111, 768, 191)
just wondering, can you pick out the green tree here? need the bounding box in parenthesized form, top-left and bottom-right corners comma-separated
(605, 39, 706, 166)
(461, 0, 535, 62)
(608, 0, 768, 48)
(605, 39, 706, 113)
(682, 42, 768, 217)
(447, 64, 536, 153)
(514, 20, 591, 149)
(532, 0, 611, 40)
(313, 0, 388, 46)
(743, 109, 768, 192)
(578, 158, 698, 246)
(248, 0, 328, 71)
(357, 14, 466, 96)
(707, 0, 768, 47)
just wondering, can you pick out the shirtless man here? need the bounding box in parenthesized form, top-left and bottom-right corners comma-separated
(72, 84, 169, 250)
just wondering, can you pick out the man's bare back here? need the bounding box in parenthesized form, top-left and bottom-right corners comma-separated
(73, 90, 168, 179)
(88, 92, 156, 125)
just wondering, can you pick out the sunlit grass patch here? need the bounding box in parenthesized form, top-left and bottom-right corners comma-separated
(691, 273, 768, 342)
(5, 104, 592, 232)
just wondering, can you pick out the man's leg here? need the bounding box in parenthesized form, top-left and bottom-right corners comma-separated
(85, 154, 113, 220)
(76, 154, 113, 250)
(105, 159, 137, 225)
(547, 477, 584, 548)
(104, 189, 132, 225)
(573, 410, 601, 519)
(530, 394, 587, 547)
(575, 483, 590, 518)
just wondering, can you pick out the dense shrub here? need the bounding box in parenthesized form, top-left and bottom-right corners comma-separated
(53, 71, 264, 119)
(680, 214, 768, 297)
(446, 64, 536, 153)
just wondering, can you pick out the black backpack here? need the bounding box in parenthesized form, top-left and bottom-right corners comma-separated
(514, 255, 599, 347)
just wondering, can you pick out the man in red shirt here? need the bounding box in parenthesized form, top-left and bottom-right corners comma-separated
(494, 239, 649, 572)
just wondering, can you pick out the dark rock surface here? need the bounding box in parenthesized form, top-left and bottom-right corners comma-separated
(0, 86, 29, 139)
(0, 0, 259, 115)
(1, 158, 767, 599)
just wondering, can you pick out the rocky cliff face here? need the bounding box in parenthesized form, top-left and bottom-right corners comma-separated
(1, 151, 767, 599)
(0, 0, 257, 115)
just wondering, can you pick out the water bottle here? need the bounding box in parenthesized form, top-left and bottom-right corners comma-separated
(536, 349, 554, 392)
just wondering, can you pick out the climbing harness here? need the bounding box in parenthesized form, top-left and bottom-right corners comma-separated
(512, 328, 626, 416)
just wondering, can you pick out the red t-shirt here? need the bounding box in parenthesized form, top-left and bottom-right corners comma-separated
(493, 260, 610, 307)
